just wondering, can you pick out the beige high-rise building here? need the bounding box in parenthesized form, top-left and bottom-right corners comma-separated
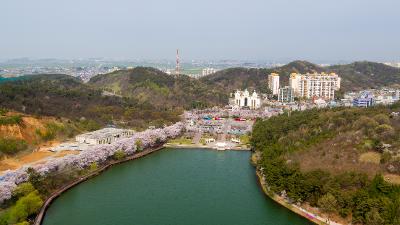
(289, 72, 341, 100)
(268, 73, 280, 95)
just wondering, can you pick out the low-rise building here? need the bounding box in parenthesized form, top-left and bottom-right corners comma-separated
(375, 95, 395, 105)
(353, 91, 374, 107)
(76, 128, 135, 145)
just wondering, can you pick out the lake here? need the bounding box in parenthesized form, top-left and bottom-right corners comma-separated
(43, 148, 312, 225)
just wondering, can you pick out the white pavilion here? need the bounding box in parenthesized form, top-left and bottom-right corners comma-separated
(230, 89, 261, 109)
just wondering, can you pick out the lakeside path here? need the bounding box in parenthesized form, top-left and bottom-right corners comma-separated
(255, 168, 342, 225)
(34, 145, 165, 225)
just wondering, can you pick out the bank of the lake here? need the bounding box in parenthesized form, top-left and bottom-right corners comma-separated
(42, 148, 312, 225)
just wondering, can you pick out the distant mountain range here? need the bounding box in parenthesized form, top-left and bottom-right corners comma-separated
(1, 60, 399, 128)
(200, 60, 400, 93)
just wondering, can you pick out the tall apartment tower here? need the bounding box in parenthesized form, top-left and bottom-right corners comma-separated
(268, 73, 280, 95)
(289, 72, 341, 100)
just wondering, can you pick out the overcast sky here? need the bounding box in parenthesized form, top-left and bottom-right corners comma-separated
(1, 0, 399, 61)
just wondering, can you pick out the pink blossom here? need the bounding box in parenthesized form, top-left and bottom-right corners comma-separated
(0, 122, 184, 204)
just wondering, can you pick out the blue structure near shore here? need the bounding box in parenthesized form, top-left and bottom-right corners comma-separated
(353, 91, 374, 107)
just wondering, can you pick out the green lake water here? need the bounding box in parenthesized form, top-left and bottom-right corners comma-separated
(42, 148, 313, 225)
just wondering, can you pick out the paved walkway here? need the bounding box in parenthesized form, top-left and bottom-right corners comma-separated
(193, 132, 201, 145)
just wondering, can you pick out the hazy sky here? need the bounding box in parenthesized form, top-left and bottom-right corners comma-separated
(1, 0, 399, 61)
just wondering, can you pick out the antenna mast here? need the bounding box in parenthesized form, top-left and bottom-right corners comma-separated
(175, 49, 180, 76)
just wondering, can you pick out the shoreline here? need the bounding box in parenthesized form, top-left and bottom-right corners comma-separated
(33, 144, 331, 225)
(164, 143, 251, 151)
(253, 161, 341, 225)
(33, 145, 165, 225)
(255, 171, 323, 225)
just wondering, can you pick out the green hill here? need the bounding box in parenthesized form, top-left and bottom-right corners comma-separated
(328, 61, 400, 91)
(200, 67, 271, 94)
(89, 67, 228, 109)
(0, 74, 181, 128)
(252, 104, 400, 224)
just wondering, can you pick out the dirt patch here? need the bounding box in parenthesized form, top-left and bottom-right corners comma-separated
(359, 152, 381, 164)
(18, 151, 54, 164)
(384, 174, 400, 185)
(0, 159, 19, 172)
(55, 150, 80, 158)
(0, 151, 55, 173)
(37, 141, 61, 151)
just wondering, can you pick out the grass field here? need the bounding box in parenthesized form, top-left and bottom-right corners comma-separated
(168, 137, 193, 145)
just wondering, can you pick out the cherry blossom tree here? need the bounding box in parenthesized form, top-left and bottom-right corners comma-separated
(0, 122, 184, 204)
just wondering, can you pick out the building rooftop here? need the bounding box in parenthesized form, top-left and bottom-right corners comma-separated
(76, 128, 134, 140)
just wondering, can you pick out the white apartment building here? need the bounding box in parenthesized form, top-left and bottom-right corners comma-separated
(202, 68, 217, 76)
(268, 73, 280, 95)
(289, 72, 341, 100)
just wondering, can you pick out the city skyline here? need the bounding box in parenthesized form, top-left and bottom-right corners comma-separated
(1, 0, 399, 61)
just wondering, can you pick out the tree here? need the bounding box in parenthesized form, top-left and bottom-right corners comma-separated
(12, 183, 35, 199)
(89, 162, 98, 171)
(375, 124, 395, 140)
(135, 139, 143, 151)
(113, 150, 126, 160)
(27, 168, 44, 193)
(373, 114, 390, 125)
(353, 116, 379, 135)
(318, 193, 337, 213)
(365, 208, 384, 225)
(7, 191, 43, 224)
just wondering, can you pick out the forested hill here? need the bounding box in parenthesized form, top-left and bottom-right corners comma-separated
(251, 104, 400, 224)
(0, 74, 181, 128)
(1, 61, 399, 126)
(88, 67, 228, 109)
(201, 61, 400, 92)
(200, 67, 271, 94)
(328, 61, 400, 91)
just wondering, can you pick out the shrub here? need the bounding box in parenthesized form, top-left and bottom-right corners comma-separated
(0, 138, 27, 155)
(0, 115, 23, 126)
(380, 152, 392, 164)
(0, 108, 8, 116)
(353, 116, 379, 133)
(318, 193, 338, 213)
(365, 208, 384, 225)
(373, 114, 390, 125)
(36, 122, 64, 141)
